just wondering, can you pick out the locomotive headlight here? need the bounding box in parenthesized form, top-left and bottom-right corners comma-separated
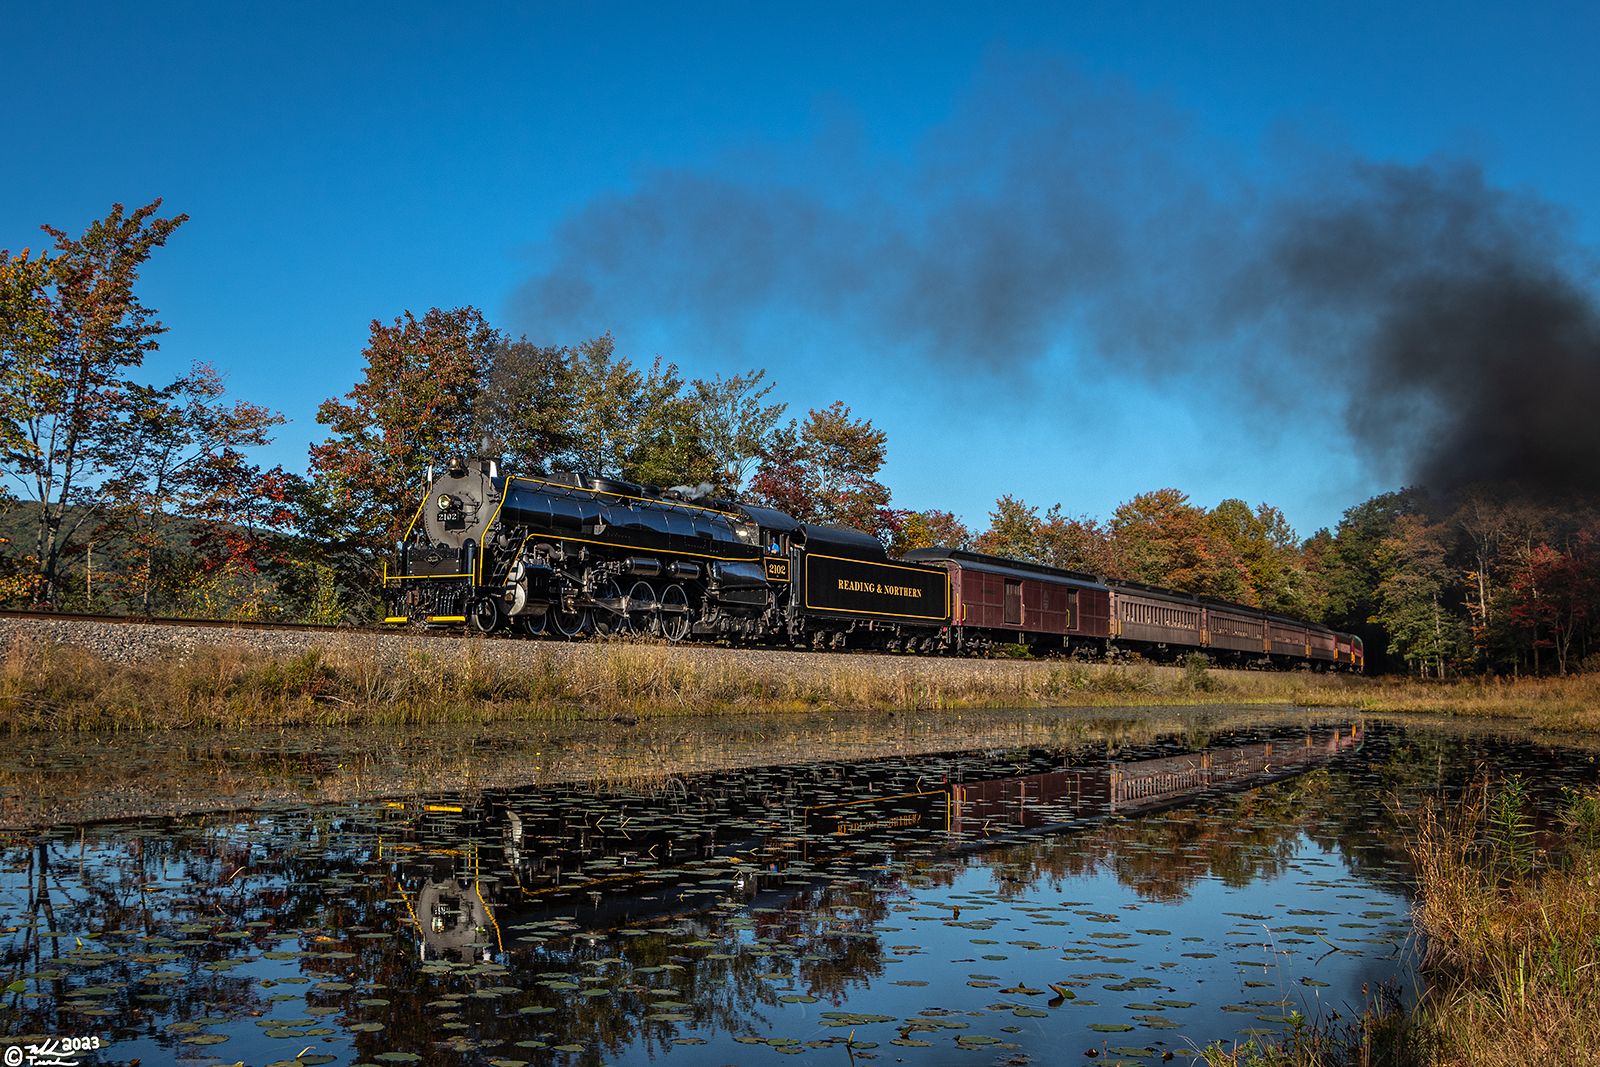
(437, 494, 456, 511)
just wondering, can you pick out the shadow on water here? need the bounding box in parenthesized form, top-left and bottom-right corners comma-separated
(0, 716, 1597, 1066)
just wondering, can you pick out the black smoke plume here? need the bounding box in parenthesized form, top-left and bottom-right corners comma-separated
(512, 56, 1600, 498)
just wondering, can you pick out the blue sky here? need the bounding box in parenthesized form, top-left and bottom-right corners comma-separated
(4, 2, 1597, 537)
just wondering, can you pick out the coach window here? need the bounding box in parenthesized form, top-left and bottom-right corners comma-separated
(1004, 579, 1022, 625)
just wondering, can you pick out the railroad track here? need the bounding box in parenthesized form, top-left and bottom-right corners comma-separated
(0, 608, 386, 635)
(0, 608, 916, 657)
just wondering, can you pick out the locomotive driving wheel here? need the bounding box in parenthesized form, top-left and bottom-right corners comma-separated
(658, 583, 690, 642)
(592, 579, 624, 635)
(549, 581, 591, 637)
(468, 597, 502, 634)
(626, 581, 657, 635)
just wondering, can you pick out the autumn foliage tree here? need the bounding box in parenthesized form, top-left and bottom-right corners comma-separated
(968, 488, 1317, 616)
(0, 201, 191, 606)
(887, 509, 973, 557)
(307, 306, 499, 560)
(748, 402, 894, 538)
(1505, 540, 1594, 676)
(102, 361, 286, 611)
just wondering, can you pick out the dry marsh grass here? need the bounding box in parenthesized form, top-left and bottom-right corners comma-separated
(0, 633, 1367, 732)
(1402, 778, 1600, 1067)
(1336, 672, 1600, 732)
(1201, 777, 1600, 1067)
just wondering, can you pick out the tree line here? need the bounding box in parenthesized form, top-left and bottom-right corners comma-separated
(3, 202, 1596, 675)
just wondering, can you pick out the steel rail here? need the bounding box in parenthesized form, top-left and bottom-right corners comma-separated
(0, 608, 392, 635)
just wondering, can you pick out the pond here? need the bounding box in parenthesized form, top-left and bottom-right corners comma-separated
(1, 714, 1597, 1067)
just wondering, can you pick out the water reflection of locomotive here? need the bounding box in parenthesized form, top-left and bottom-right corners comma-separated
(398, 724, 1366, 960)
(384, 454, 1363, 669)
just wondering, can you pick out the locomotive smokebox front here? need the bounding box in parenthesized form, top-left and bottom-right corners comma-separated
(423, 457, 500, 550)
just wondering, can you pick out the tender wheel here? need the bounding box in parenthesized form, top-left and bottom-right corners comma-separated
(627, 581, 657, 635)
(659, 583, 690, 642)
(468, 598, 502, 634)
(517, 612, 547, 638)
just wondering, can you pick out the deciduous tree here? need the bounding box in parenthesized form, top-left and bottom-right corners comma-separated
(887, 508, 972, 557)
(1307, 488, 1429, 670)
(307, 306, 497, 561)
(1371, 513, 1463, 678)
(561, 334, 700, 485)
(974, 495, 1042, 562)
(690, 369, 787, 495)
(1207, 499, 1310, 615)
(100, 362, 285, 611)
(1036, 506, 1113, 574)
(478, 337, 577, 474)
(1110, 488, 1250, 599)
(0, 200, 189, 606)
(748, 402, 893, 537)
(1506, 541, 1594, 676)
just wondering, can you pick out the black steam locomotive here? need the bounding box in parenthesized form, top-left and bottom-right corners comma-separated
(382, 454, 1363, 670)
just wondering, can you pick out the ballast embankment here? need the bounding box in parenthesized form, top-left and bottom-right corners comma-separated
(0, 616, 1364, 731)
